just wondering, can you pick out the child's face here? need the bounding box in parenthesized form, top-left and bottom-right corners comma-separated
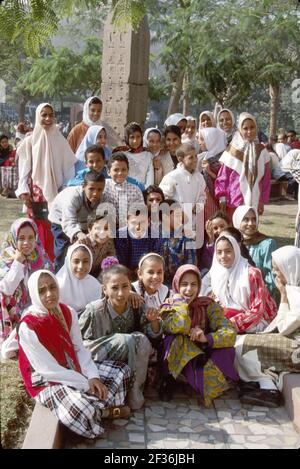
(38, 274, 59, 310)
(240, 119, 256, 142)
(89, 219, 111, 245)
(70, 249, 91, 279)
(240, 209, 257, 237)
(219, 111, 233, 132)
(89, 103, 102, 122)
(138, 259, 164, 294)
(179, 272, 199, 304)
(272, 260, 287, 286)
(17, 225, 36, 256)
(181, 149, 198, 173)
(201, 114, 212, 128)
(96, 129, 106, 147)
(177, 119, 187, 135)
(0, 137, 9, 149)
(146, 192, 163, 208)
(211, 217, 229, 240)
(83, 181, 105, 205)
(103, 273, 131, 310)
(147, 131, 161, 154)
(216, 239, 235, 268)
(128, 213, 149, 238)
(277, 134, 286, 144)
(108, 160, 129, 184)
(86, 152, 105, 173)
(40, 106, 54, 129)
(128, 131, 142, 150)
(165, 132, 181, 154)
(185, 121, 196, 139)
(199, 135, 207, 152)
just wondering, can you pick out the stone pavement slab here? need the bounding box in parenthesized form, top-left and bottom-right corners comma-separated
(64, 387, 300, 450)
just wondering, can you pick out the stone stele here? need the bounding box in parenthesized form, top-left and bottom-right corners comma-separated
(101, 13, 150, 147)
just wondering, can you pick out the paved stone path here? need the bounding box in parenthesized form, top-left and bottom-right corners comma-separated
(65, 386, 300, 450)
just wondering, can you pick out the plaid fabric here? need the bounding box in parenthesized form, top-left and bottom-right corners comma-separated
(103, 179, 144, 228)
(242, 333, 300, 374)
(36, 360, 130, 438)
(0, 166, 18, 191)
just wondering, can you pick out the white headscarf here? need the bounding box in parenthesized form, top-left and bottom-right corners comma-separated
(182, 116, 199, 147)
(27, 269, 59, 315)
(198, 127, 227, 160)
(219, 112, 268, 208)
(164, 113, 187, 128)
(56, 244, 102, 314)
(232, 205, 258, 231)
(217, 108, 235, 130)
(75, 125, 106, 162)
(143, 127, 162, 156)
(16, 103, 76, 204)
(210, 234, 250, 310)
(272, 246, 300, 314)
(82, 96, 103, 127)
(198, 111, 216, 129)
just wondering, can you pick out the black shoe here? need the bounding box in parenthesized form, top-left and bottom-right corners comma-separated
(238, 380, 260, 397)
(158, 375, 175, 401)
(240, 389, 281, 408)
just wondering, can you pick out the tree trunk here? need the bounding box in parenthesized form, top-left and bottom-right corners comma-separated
(167, 69, 185, 117)
(269, 83, 280, 137)
(18, 95, 29, 122)
(182, 72, 189, 116)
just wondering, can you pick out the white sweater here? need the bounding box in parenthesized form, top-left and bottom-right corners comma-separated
(124, 150, 154, 187)
(159, 163, 206, 205)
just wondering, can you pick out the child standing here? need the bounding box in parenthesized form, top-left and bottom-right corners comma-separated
(17, 270, 131, 438)
(162, 125, 182, 172)
(15, 103, 76, 261)
(103, 153, 144, 229)
(0, 134, 18, 198)
(113, 122, 154, 188)
(79, 264, 163, 409)
(215, 112, 271, 221)
(74, 125, 111, 173)
(67, 96, 103, 152)
(199, 111, 216, 129)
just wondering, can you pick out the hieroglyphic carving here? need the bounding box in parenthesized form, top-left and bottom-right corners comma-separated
(101, 13, 150, 142)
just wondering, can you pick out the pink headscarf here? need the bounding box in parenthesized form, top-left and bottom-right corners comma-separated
(172, 264, 212, 328)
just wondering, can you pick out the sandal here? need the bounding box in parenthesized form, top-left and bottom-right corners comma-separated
(104, 405, 131, 419)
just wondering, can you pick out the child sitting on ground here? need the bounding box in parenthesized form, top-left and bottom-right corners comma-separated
(79, 264, 163, 410)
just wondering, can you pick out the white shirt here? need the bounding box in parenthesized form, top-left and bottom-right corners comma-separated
(159, 163, 206, 206)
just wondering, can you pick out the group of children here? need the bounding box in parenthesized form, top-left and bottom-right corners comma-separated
(0, 96, 300, 441)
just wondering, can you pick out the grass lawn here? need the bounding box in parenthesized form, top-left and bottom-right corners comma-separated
(0, 196, 298, 448)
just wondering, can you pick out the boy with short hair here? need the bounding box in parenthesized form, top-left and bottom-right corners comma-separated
(104, 153, 144, 228)
(67, 144, 107, 186)
(49, 171, 106, 271)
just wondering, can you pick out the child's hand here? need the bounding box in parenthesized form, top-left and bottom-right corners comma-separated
(146, 308, 160, 322)
(19, 193, 32, 208)
(129, 291, 145, 309)
(205, 220, 214, 244)
(189, 326, 207, 343)
(76, 232, 87, 242)
(88, 378, 108, 400)
(14, 249, 26, 264)
(258, 203, 264, 216)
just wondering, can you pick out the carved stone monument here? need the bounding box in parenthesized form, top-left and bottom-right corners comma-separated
(101, 14, 150, 146)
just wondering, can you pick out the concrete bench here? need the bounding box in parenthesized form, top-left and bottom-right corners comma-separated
(22, 403, 63, 449)
(269, 179, 289, 201)
(283, 373, 300, 433)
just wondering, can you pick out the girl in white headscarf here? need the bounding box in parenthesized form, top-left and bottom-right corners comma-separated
(232, 205, 278, 300)
(198, 127, 227, 221)
(209, 233, 277, 334)
(182, 116, 200, 153)
(217, 108, 236, 144)
(15, 269, 131, 437)
(15, 103, 76, 261)
(56, 244, 102, 316)
(164, 113, 187, 134)
(199, 111, 216, 129)
(235, 246, 300, 408)
(67, 96, 103, 153)
(215, 112, 271, 222)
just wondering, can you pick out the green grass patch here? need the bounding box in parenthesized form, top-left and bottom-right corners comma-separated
(0, 360, 34, 449)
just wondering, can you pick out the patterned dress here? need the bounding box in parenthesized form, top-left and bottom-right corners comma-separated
(160, 296, 238, 407)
